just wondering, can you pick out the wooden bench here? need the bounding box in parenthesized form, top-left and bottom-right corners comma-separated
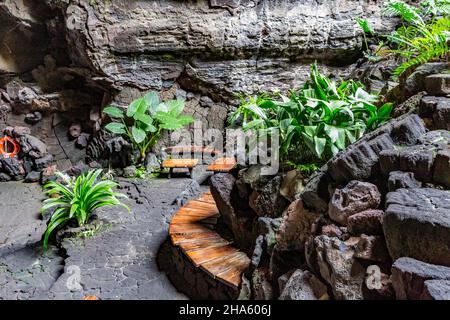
(169, 192, 250, 289)
(164, 146, 222, 157)
(162, 159, 198, 178)
(206, 157, 237, 173)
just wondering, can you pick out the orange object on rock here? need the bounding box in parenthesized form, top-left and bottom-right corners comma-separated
(83, 295, 99, 300)
(0, 136, 20, 158)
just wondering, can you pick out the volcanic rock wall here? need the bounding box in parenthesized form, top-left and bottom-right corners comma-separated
(0, 0, 397, 170)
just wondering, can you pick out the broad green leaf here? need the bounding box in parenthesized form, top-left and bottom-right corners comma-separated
(103, 106, 124, 118)
(314, 136, 327, 158)
(134, 112, 153, 126)
(105, 122, 126, 134)
(167, 99, 185, 116)
(144, 91, 160, 109)
(127, 98, 145, 117)
(132, 126, 146, 144)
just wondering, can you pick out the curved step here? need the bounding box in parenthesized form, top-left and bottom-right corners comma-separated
(169, 192, 250, 289)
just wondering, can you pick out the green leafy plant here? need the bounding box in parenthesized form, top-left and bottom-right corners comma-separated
(40, 170, 130, 250)
(284, 161, 320, 176)
(382, 0, 450, 76)
(230, 64, 393, 163)
(103, 92, 194, 163)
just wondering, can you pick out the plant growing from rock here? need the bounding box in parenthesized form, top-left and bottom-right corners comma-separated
(371, 0, 450, 76)
(229, 64, 393, 163)
(103, 92, 194, 163)
(40, 169, 130, 250)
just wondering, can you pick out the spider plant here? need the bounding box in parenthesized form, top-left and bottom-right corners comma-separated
(40, 169, 130, 250)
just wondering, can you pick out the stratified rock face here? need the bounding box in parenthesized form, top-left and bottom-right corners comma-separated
(384, 188, 450, 267)
(50, 0, 397, 96)
(0, 0, 49, 74)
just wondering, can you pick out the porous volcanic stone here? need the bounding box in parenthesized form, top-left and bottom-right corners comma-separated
(347, 209, 384, 235)
(425, 73, 450, 96)
(433, 148, 450, 188)
(278, 269, 328, 300)
(384, 188, 450, 266)
(328, 181, 381, 225)
(421, 280, 450, 300)
(387, 171, 422, 192)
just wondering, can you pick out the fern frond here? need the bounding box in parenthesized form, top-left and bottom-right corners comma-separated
(384, 0, 424, 25)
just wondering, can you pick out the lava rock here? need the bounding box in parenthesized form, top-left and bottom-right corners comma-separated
(24, 111, 43, 124)
(0, 173, 11, 181)
(398, 145, 435, 182)
(421, 280, 450, 300)
(0, 157, 25, 180)
(278, 269, 328, 300)
(300, 166, 331, 213)
(76, 133, 90, 149)
(252, 175, 289, 218)
(17, 87, 38, 105)
(328, 181, 381, 225)
(280, 169, 304, 201)
(210, 173, 236, 228)
(433, 99, 450, 130)
(8, 126, 30, 137)
(313, 235, 365, 300)
(321, 224, 343, 238)
(347, 209, 384, 235)
(405, 62, 449, 97)
(276, 199, 320, 252)
(144, 153, 161, 173)
(384, 188, 450, 266)
(25, 171, 41, 183)
(123, 165, 136, 178)
(391, 257, 450, 300)
(354, 235, 390, 263)
(425, 73, 450, 96)
(387, 171, 422, 191)
(34, 154, 53, 170)
(40, 164, 57, 184)
(19, 134, 47, 159)
(69, 122, 82, 139)
(433, 148, 450, 188)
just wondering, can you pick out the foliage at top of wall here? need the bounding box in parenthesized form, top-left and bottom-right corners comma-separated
(229, 64, 393, 166)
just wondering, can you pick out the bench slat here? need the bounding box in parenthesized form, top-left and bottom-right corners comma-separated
(207, 157, 237, 173)
(162, 159, 199, 168)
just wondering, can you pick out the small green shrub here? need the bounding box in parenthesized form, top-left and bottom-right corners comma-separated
(40, 169, 130, 250)
(103, 91, 194, 163)
(229, 64, 393, 163)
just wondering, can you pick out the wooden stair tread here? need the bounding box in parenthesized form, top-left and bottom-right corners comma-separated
(171, 232, 222, 245)
(162, 159, 199, 168)
(186, 245, 240, 266)
(169, 223, 214, 235)
(207, 157, 237, 172)
(169, 191, 250, 290)
(180, 238, 230, 252)
(200, 252, 248, 277)
(216, 258, 251, 287)
(172, 210, 219, 220)
(171, 215, 218, 224)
